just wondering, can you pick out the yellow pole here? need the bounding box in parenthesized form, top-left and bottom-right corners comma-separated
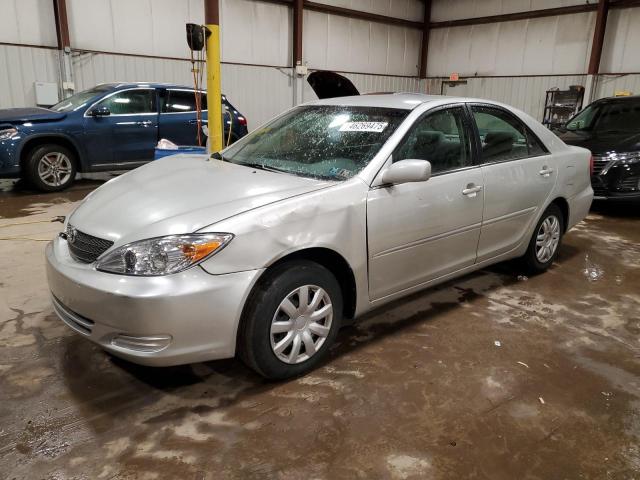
(205, 0, 223, 153)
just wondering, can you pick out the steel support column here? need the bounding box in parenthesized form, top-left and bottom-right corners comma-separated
(419, 0, 431, 79)
(588, 0, 610, 75)
(205, 0, 223, 153)
(53, 0, 74, 99)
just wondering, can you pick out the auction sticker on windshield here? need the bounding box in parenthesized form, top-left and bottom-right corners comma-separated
(339, 122, 388, 133)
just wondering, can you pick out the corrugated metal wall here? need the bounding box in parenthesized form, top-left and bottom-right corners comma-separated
(0, 45, 59, 108)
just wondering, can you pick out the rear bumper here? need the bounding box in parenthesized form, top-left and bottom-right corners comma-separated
(46, 235, 263, 366)
(567, 185, 593, 230)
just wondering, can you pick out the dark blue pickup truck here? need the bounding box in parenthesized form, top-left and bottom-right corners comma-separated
(0, 82, 248, 191)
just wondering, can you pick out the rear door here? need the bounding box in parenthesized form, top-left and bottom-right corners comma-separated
(367, 104, 484, 300)
(159, 89, 206, 146)
(470, 104, 556, 261)
(84, 88, 158, 167)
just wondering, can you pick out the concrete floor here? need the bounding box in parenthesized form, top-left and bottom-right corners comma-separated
(0, 178, 639, 480)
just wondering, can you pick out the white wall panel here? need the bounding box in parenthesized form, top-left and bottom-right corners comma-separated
(0, 45, 59, 108)
(68, 0, 289, 66)
(304, 10, 420, 76)
(431, 0, 592, 22)
(0, 0, 58, 46)
(312, 0, 423, 22)
(600, 8, 640, 73)
(220, 0, 290, 66)
(427, 13, 594, 76)
(595, 74, 640, 98)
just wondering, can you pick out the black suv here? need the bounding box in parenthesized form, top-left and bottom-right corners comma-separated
(558, 95, 640, 201)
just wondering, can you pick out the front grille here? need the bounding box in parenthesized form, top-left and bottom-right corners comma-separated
(618, 176, 640, 191)
(67, 225, 113, 263)
(591, 178, 608, 197)
(592, 156, 614, 175)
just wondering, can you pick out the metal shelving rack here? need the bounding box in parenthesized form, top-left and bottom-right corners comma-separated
(542, 85, 585, 130)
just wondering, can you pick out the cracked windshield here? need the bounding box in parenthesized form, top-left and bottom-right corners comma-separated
(220, 106, 408, 180)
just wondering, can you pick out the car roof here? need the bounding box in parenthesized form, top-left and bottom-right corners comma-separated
(306, 92, 504, 110)
(96, 82, 211, 91)
(593, 95, 640, 103)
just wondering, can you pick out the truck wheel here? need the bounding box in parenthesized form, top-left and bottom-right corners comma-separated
(238, 260, 343, 380)
(25, 144, 77, 192)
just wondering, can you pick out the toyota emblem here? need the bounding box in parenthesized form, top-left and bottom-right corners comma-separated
(67, 226, 77, 244)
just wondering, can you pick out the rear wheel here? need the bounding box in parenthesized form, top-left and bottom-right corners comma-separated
(522, 203, 564, 274)
(24, 144, 77, 192)
(238, 260, 343, 380)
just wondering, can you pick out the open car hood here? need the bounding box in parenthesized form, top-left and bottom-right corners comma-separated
(307, 71, 360, 99)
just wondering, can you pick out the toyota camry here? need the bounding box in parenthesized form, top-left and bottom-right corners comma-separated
(46, 94, 593, 379)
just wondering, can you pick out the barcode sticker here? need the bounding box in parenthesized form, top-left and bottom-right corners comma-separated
(339, 122, 388, 133)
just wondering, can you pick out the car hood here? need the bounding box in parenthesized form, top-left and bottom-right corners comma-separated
(69, 155, 335, 245)
(558, 129, 640, 155)
(307, 71, 360, 99)
(0, 107, 67, 125)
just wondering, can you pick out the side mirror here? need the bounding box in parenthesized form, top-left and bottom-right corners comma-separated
(381, 159, 431, 185)
(88, 106, 111, 117)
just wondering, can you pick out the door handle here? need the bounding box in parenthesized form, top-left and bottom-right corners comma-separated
(539, 166, 554, 177)
(188, 119, 199, 124)
(462, 184, 483, 197)
(136, 120, 153, 127)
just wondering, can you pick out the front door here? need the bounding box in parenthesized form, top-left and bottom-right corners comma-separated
(470, 105, 557, 262)
(84, 88, 158, 168)
(367, 105, 484, 300)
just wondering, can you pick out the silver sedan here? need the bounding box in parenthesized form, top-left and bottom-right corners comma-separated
(46, 94, 593, 379)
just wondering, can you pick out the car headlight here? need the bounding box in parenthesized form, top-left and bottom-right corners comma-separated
(96, 233, 233, 276)
(0, 127, 18, 141)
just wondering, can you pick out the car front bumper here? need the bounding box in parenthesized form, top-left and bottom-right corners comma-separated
(46, 235, 263, 366)
(0, 135, 22, 177)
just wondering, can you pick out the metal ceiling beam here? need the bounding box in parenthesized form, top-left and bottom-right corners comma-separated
(304, 1, 423, 29)
(419, 0, 432, 79)
(430, 0, 636, 29)
(259, 0, 638, 32)
(588, 0, 610, 75)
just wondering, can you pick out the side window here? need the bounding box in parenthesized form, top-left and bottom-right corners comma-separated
(472, 106, 546, 163)
(97, 89, 156, 115)
(394, 107, 472, 175)
(163, 90, 199, 113)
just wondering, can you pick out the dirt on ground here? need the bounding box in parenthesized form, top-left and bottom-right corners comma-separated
(0, 178, 639, 480)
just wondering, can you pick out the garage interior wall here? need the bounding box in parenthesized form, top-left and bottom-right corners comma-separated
(0, 0, 639, 126)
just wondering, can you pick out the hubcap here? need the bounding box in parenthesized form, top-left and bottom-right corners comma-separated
(38, 152, 72, 187)
(270, 285, 333, 364)
(535, 214, 560, 263)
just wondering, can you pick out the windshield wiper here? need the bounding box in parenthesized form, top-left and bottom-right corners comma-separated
(236, 161, 291, 175)
(210, 151, 230, 162)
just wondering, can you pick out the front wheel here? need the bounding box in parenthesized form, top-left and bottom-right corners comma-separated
(24, 144, 77, 192)
(522, 204, 564, 274)
(238, 260, 343, 380)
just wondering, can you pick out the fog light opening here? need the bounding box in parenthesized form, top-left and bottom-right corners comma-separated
(110, 334, 172, 353)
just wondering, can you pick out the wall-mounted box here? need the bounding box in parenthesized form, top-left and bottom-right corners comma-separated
(34, 82, 59, 107)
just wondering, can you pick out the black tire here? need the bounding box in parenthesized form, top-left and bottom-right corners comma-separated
(522, 203, 564, 274)
(24, 144, 77, 192)
(238, 260, 343, 380)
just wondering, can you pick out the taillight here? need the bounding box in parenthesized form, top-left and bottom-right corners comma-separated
(237, 116, 247, 126)
(589, 155, 594, 176)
